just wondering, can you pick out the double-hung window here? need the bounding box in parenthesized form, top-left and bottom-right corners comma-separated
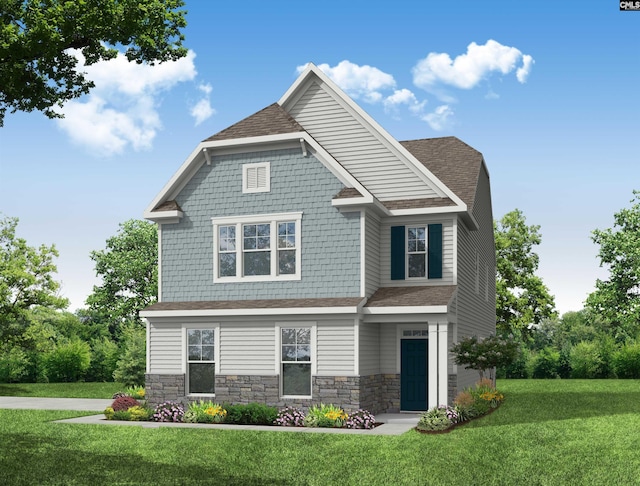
(407, 227, 427, 278)
(187, 329, 215, 395)
(280, 327, 312, 397)
(213, 212, 302, 282)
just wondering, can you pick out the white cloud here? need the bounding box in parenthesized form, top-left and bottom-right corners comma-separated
(190, 83, 215, 126)
(412, 40, 534, 91)
(517, 54, 535, 83)
(56, 50, 199, 155)
(421, 105, 454, 131)
(300, 60, 397, 103)
(383, 89, 427, 116)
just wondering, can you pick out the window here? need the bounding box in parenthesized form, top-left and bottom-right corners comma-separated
(187, 329, 215, 395)
(213, 212, 302, 282)
(281, 327, 311, 396)
(242, 162, 270, 193)
(407, 227, 426, 278)
(391, 224, 442, 280)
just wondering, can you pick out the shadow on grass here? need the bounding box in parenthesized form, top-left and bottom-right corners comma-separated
(0, 384, 31, 396)
(0, 432, 298, 486)
(468, 390, 640, 428)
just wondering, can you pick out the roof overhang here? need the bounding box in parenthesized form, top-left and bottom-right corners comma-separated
(141, 305, 363, 318)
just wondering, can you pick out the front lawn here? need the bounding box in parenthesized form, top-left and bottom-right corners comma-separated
(0, 382, 124, 398)
(1, 380, 640, 485)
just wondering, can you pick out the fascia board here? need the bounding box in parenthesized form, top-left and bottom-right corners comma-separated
(388, 205, 466, 217)
(362, 305, 449, 315)
(140, 306, 361, 318)
(279, 64, 466, 207)
(143, 210, 183, 224)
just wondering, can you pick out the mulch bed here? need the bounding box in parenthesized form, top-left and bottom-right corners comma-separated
(414, 403, 502, 434)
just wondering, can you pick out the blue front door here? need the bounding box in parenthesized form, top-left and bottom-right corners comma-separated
(401, 339, 428, 411)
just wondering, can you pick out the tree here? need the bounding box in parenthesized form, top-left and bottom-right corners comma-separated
(451, 334, 520, 382)
(0, 215, 67, 341)
(495, 209, 556, 337)
(86, 219, 157, 328)
(0, 0, 187, 125)
(586, 191, 640, 340)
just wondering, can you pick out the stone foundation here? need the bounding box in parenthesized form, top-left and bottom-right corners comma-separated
(448, 373, 458, 403)
(145, 373, 403, 413)
(145, 373, 185, 408)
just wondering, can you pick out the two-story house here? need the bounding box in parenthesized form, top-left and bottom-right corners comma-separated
(140, 63, 496, 414)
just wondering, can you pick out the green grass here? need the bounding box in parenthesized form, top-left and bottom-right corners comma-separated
(0, 382, 124, 398)
(1, 380, 640, 485)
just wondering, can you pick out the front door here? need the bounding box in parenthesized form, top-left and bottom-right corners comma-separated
(400, 339, 427, 411)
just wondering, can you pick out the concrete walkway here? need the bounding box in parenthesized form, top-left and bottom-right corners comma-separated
(0, 396, 420, 435)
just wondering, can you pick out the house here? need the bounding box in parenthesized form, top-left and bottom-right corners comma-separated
(140, 63, 496, 414)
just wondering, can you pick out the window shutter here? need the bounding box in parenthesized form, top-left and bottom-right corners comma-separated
(390, 226, 405, 280)
(428, 224, 443, 279)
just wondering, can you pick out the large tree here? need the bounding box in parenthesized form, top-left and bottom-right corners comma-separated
(586, 191, 640, 340)
(0, 0, 187, 126)
(0, 215, 68, 341)
(495, 209, 557, 337)
(86, 219, 157, 329)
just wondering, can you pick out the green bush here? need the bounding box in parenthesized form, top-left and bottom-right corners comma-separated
(613, 341, 640, 378)
(44, 339, 91, 382)
(112, 325, 146, 386)
(570, 341, 602, 378)
(500, 347, 533, 378)
(86, 337, 119, 382)
(303, 404, 348, 428)
(223, 403, 278, 425)
(0, 347, 30, 383)
(533, 347, 561, 378)
(417, 407, 452, 431)
(186, 400, 227, 424)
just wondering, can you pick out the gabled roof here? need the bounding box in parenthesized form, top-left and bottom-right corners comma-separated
(400, 137, 484, 212)
(204, 103, 303, 142)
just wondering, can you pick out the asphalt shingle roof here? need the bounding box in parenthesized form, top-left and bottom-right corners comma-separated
(366, 285, 457, 307)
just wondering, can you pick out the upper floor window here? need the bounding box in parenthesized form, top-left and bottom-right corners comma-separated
(213, 212, 302, 282)
(242, 162, 270, 193)
(391, 224, 442, 280)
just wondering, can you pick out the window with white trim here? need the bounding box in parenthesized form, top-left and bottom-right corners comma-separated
(242, 162, 270, 193)
(407, 226, 427, 278)
(213, 212, 302, 282)
(281, 327, 312, 397)
(187, 329, 215, 395)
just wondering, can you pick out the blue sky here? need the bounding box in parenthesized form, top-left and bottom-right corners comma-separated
(0, 1, 638, 315)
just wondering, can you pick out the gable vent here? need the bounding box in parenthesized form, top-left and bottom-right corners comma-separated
(243, 162, 270, 193)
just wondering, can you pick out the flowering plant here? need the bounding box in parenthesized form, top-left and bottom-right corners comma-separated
(152, 401, 185, 422)
(274, 406, 306, 427)
(125, 385, 146, 400)
(345, 409, 376, 429)
(304, 404, 348, 428)
(185, 400, 227, 423)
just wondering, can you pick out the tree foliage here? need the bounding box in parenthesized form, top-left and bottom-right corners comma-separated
(495, 209, 557, 337)
(0, 215, 67, 341)
(87, 219, 157, 327)
(0, 0, 187, 125)
(451, 334, 520, 381)
(586, 191, 640, 340)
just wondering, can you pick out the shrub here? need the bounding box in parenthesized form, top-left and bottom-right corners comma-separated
(125, 385, 145, 400)
(43, 339, 91, 382)
(499, 347, 533, 379)
(112, 391, 129, 399)
(152, 401, 185, 422)
(274, 406, 305, 427)
(112, 325, 146, 387)
(104, 407, 115, 420)
(86, 337, 119, 382)
(570, 341, 602, 378)
(128, 406, 152, 421)
(304, 404, 348, 428)
(111, 395, 140, 412)
(187, 400, 227, 424)
(0, 347, 30, 383)
(223, 403, 278, 425)
(113, 410, 133, 421)
(532, 347, 561, 378)
(613, 341, 640, 378)
(451, 334, 520, 381)
(417, 406, 453, 431)
(345, 409, 376, 429)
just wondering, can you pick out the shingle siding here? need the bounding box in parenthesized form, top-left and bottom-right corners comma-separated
(161, 148, 361, 301)
(364, 211, 381, 297)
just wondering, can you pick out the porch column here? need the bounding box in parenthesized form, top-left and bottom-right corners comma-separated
(437, 322, 448, 405)
(428, 323, 438, 408)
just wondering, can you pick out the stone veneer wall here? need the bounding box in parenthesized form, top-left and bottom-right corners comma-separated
(146, 374, 185, 408)
(147, 373, 404, 413)
(360, 374, 400, 414)
(448, 373, 457, 404)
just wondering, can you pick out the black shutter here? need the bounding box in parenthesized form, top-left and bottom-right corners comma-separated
(428, 224, 443, 279)
(390, 226, 405, 280)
